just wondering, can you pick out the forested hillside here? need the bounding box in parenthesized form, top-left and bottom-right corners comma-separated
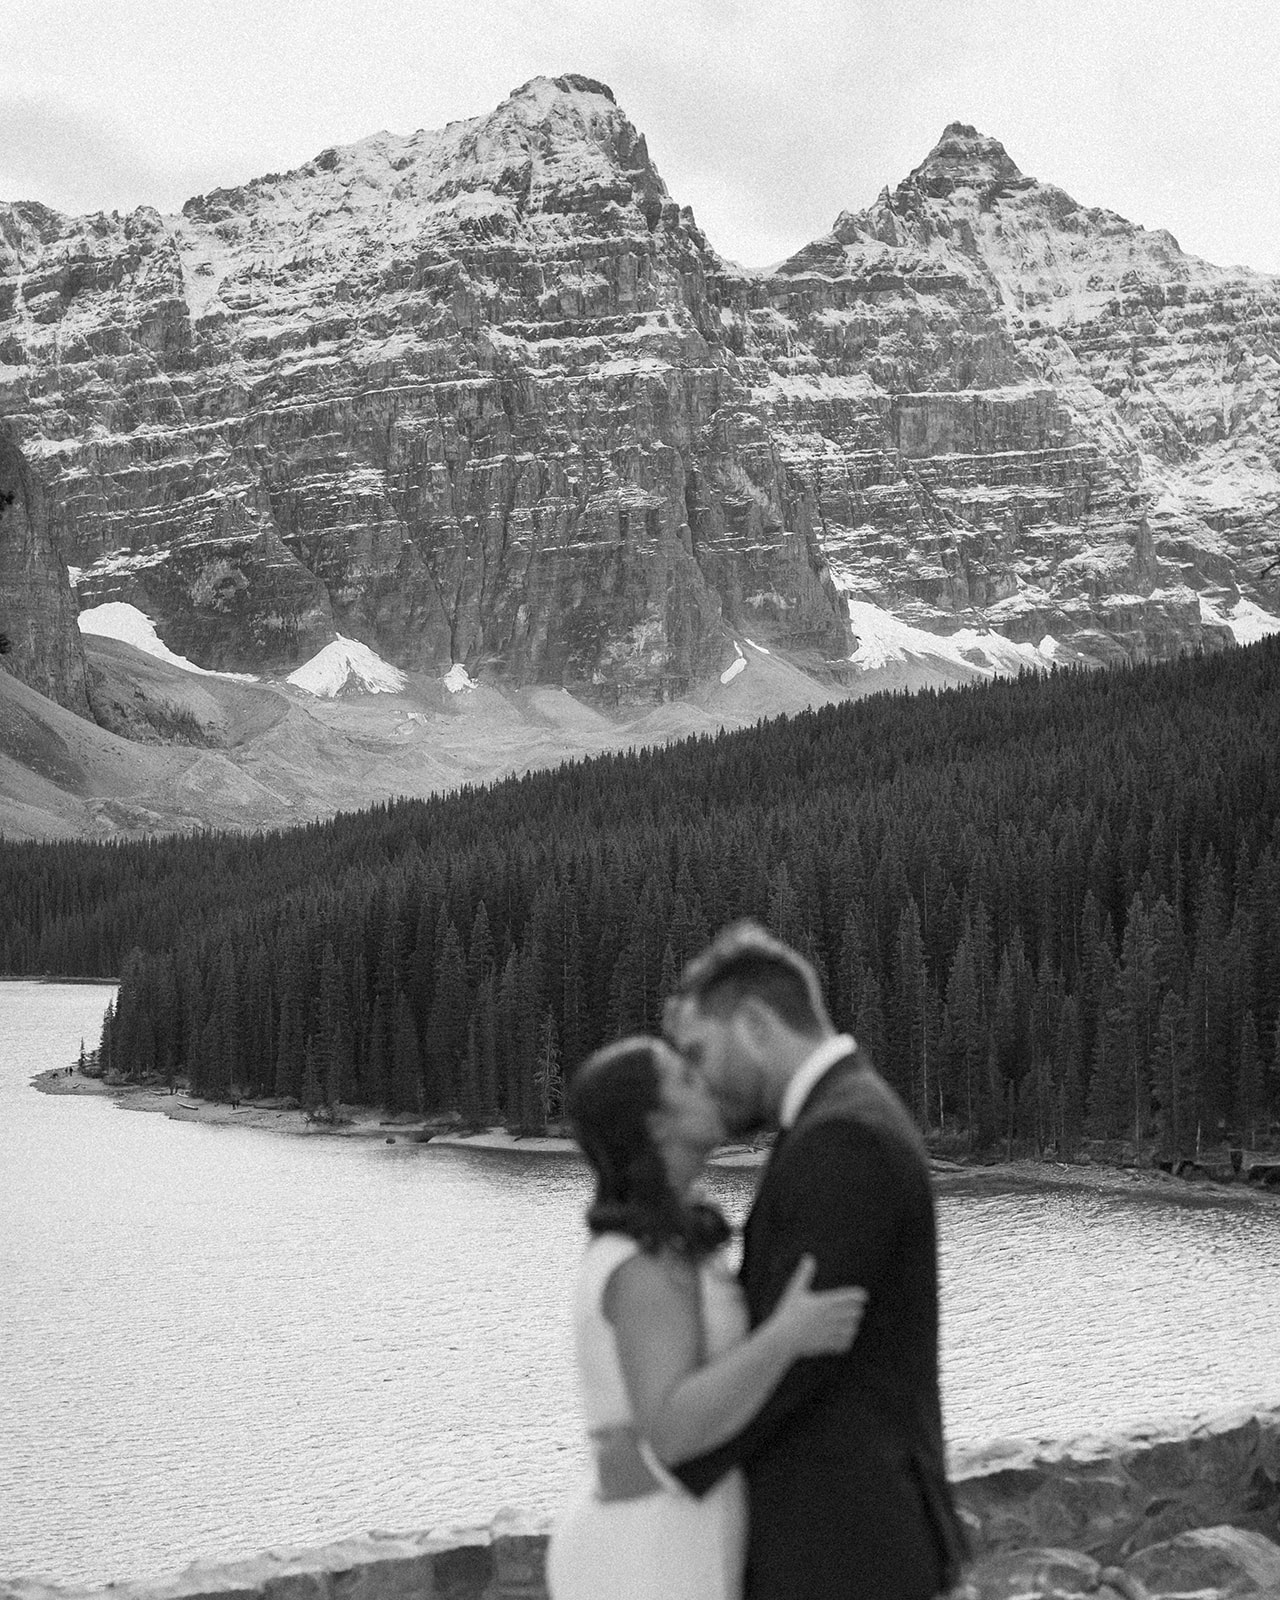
(4, 641, 1280, 1157)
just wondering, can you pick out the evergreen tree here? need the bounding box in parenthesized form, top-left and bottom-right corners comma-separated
(460, 1017, 483, 1128)
(200, 943, 239, 1100)
(768, 860, 812, 961)
(833, 902, 869, 1032)
(273, 939, 307, 1101)
(533, 1008, 562, 1132)
(1052, 995, 1084, 1157)
(1114, 894, 1159, 1150)
(474, 972, 500, 1114)
(991, 931, 1034, 1105)
(243, 943, 275, 1099)
(301, 1035, 322, 1116)
(1086, 1016, 1129, 1141)
(367, 992, 392, 1108)
(942, 929, 986, 1141)
(561, 912, 587, 1073)
(1237, 1010, 1263, 1148)
(318, 942, 348, 1117)
(1152, 991, 1193, 1159)
(1188, 852, 1232, 1140)
(390, 991, 421, 1116)
(100, 1000, 115, 1079)
(498, 950, 521, 1124)
(467, 901, 495, 991)
(853, 961, 889, 1081)
(892, 898, 931, 1124)
(425, 922, 469, 1110)
(513, 946, 541, 1127)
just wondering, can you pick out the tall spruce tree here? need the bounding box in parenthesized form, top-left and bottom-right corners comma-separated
(426, 922, 469, 1110)
(1152, 990, 1193, 1159)
(1237, 1010, 1263, 1148)
(390, 991, 421, 1116)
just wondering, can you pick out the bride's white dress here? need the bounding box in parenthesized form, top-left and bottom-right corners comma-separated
(547, 1231, 749, 1600)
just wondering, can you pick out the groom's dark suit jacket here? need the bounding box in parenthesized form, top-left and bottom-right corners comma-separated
(676, 1050, 969, 1600)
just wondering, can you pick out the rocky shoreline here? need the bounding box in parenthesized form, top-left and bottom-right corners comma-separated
(31, 1066, 1279, 1205)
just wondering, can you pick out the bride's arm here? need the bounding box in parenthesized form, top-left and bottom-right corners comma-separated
(604, 1250, 863, 1467)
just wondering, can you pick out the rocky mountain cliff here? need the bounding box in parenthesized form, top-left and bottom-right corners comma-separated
(0, 429, 88, 713)
(722, 122, 1280, 661)
(0, 75, 847, 703)
(1, 88, 1278, 716)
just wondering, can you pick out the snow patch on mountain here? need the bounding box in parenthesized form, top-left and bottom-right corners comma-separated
(286, 637, 407, 696)
(845, 599, 1056, 678)
(444, 663, 478, 693)
(720, 643, 747, 684)
(1199, 594, 1280, 645)
(78, 602, 259, 681)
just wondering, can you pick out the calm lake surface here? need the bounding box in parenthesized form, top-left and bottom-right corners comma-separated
(3, 981, 1279, 1586)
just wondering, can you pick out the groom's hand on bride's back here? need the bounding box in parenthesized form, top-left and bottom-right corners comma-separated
(769, 1253, 866, 1358)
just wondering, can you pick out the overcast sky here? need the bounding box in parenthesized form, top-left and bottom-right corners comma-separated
(3, 0, 1278, 273)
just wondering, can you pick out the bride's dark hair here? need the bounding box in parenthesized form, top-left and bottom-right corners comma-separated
(567, 1037, 730, 1259)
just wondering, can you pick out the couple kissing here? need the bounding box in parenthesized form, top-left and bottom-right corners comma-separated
(548, 921, 970, 1600)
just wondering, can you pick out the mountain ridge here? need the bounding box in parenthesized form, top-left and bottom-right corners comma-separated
(2, 79, 1279, 834)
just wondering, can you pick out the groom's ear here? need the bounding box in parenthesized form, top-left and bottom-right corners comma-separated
(737, 995, 778, 1049)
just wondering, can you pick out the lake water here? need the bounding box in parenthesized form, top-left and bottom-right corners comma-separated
(3, 981, 1279, 1587)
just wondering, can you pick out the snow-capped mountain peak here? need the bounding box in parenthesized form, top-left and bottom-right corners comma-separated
(907, 122, 1026, 194)
(176, 71, 670, 256)
(3, 82, 1279, 756)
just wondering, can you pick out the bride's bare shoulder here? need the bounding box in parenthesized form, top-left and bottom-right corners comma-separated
(602, 1245, 698, 1324)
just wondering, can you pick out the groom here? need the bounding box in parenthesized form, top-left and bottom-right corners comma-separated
(665, 922, 969, 1600)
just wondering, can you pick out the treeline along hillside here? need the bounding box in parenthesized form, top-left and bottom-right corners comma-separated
(4, 638, 1280, 1157)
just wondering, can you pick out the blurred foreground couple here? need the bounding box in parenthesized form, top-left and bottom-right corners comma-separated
(547, 922, 970, 1600)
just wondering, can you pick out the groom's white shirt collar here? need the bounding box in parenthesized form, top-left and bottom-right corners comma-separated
(779, 1033, 857, 1129)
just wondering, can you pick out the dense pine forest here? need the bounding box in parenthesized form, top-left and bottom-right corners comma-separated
(4, 638, 1280, 1159)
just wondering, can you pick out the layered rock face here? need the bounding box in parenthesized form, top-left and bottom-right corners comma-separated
(721, 123, 1280, 660)
(1, 96, 1278, 701)
(0, 430, 88, 713)
(0, 75, 848, 701)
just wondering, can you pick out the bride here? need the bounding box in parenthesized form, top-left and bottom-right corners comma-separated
(547, 1036, 866, 1600)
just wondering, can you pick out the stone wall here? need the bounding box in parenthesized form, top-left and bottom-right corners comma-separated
(952, 1405, 1280, 1597)
(4, 1408, 1278, 1600)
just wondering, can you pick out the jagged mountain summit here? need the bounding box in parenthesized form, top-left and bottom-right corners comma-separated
(736, 120, 1280, 660)
(0, 73, 847, 707)
(1, 83, 1279, 833)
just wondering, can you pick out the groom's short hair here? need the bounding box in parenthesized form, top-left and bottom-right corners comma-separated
(673, 921, 827, 1036)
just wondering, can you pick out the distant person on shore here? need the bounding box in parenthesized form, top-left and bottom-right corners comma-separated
(663, 923, 969, 1600)
(547, 1033, 865, 1600)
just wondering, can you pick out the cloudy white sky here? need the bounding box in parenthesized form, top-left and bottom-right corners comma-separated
(3, 0, 1278, 273)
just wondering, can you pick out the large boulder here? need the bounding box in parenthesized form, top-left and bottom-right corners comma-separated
(1123, 1525, 1280, 1597)
(965, 1544, 1104, 1597)
(953, 1408, 1280, 1564)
